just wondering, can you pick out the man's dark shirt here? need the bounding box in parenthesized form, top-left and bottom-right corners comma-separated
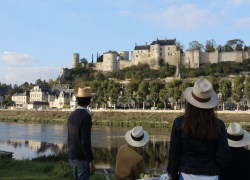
(67, 108, 93, 161)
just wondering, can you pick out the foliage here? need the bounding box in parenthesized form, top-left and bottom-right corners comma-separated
(188, 40, 204, 51)
(205, 39, 216, 52)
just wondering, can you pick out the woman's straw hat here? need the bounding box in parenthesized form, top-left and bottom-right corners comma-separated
(125, 126, 149, 147)
(74, 87, 93, 98)
(183, 78, 217, 109)
(227, 123, 250, 147)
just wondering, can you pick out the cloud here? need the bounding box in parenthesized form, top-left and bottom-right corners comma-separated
(1, 52, 37, 66)
(0, 66, 61, 85)
(235, 17, 250, 29)
(157, 4, 219, 30)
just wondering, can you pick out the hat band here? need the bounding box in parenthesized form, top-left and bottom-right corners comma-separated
(227, 133, 244, 141)
(191, 91, 211, 103)
(131, 133, 144, 141)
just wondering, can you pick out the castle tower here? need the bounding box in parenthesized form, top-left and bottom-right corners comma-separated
(72, 53, 80, 68)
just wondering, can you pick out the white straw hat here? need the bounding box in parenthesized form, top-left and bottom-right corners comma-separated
(227, 123, 250, 147)
(183, 78, 217, 109)
(125, 126, 149, 147)
(74, 87, 93, 98)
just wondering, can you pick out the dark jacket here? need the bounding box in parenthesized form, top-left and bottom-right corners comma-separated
(67, 108, 93, 161)
(167, 116, 230, 180)
(220, 147, 250, 180)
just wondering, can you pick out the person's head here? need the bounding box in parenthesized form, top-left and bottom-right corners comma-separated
(227, 123, 250, 148)
(182, 78, 219, 140)
(74, 87, 93, 107)
(125, 126, 149, 148)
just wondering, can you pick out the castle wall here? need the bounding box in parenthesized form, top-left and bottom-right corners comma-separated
(184, 50, 200, 68)
(102, 52, 117, 72)
(119, 60, 134, 69)
(200, 50, 219, 64)
(219, 52, 237, 63)
(132, 49, 150, 65)
(243, 51, 250, 60)
(118, 51, 129, 60)
(162, 45, 179, 66)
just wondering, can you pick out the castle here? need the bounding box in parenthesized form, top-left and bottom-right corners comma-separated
(60, 38, 250, 79)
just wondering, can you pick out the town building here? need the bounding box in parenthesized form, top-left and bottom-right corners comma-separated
(11, 91, 30, 108)
(30, 86, 50, 102)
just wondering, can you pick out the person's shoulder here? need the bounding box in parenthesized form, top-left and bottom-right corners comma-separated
(173, 115, 184, 126)
(216, 118, 226, 127)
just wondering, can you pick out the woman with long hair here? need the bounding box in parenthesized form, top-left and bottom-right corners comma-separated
(167, 78, 230, 180)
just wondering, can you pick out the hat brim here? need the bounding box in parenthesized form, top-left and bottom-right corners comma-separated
(228, 130, 250, 147)
(125, 130, 149, 147)
(183, 87, 217, 109)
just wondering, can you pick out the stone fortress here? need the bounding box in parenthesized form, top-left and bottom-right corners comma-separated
(61, 37, 250, 78)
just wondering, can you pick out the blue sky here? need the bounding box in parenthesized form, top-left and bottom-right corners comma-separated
(1, 0, 250, 85)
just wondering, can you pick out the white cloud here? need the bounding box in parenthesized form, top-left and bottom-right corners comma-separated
(0, 66, 61, 85)
(157, 4, 219, 30)
(228, 0, 250, 5)
(235, 17, 250, 29)
(1, 52, 37, 66)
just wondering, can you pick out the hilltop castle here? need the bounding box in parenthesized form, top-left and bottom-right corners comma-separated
(60, 38, 250, 80)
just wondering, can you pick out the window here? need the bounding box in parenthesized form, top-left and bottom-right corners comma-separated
(148, 54, 150, 57)
(168, 47, 170, 50)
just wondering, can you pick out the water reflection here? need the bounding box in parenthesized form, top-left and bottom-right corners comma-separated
(0, 122, 170, 169)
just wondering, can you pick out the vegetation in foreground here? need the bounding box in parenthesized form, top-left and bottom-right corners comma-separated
(0, 155, 111, 180)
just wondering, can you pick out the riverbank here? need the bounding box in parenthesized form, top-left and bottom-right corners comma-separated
(0, 110, 250, 129)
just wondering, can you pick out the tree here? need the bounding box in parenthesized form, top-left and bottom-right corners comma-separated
(225, 39, 245, 50)
(176, 41, 184, 54)
(94, 72, 106, 81)
(232, 76, 244, 110)
(235, 44, 243, 51)
(166, 80, 182, 109)
(188, 41, 204, 51)
(244, 76, 250, 109)
(219, 78, 232, 110)
(149, 81, 162, 109)
(207, 76, 219, 93)
(125, 81, 139, 109)
(137, 81, 149, 110)
(205, 39, 216, 52)
(108, 82, 120, 109)
(159, 88, 170, 110)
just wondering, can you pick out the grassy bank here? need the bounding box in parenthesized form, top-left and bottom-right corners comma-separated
(0, 155, 112, 180)
(0, 110, 250, 129)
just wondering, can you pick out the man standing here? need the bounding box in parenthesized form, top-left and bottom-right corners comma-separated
(68, 87, 95, 180)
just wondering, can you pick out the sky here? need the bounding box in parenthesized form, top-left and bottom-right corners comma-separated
(1, 0, 250, 85)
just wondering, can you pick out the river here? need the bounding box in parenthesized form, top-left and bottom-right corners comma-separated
(0, 122, 170, 170)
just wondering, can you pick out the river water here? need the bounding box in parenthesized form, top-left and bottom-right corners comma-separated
(0, 122, 170, 169)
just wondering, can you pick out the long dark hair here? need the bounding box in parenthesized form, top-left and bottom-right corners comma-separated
(181, 102, 220, 140)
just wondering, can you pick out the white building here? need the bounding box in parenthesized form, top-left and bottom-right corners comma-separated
(30, 86, 50, 102)
(49, 91, 71, 108)
(11, 91, 30, 108)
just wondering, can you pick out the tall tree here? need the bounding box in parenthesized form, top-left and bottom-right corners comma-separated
(219, 78, 232, 110)
(149, 81, 162, 109)
(244, 76, 250, 109)
(166, 79, 182, 110)
(232, 76, 244, 110)
(137, 81, 149, 110)
(226, 39, 245, 50)
(125, 81, 139, 109)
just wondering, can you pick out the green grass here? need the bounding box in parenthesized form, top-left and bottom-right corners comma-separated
(0, 156, 113, 180)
